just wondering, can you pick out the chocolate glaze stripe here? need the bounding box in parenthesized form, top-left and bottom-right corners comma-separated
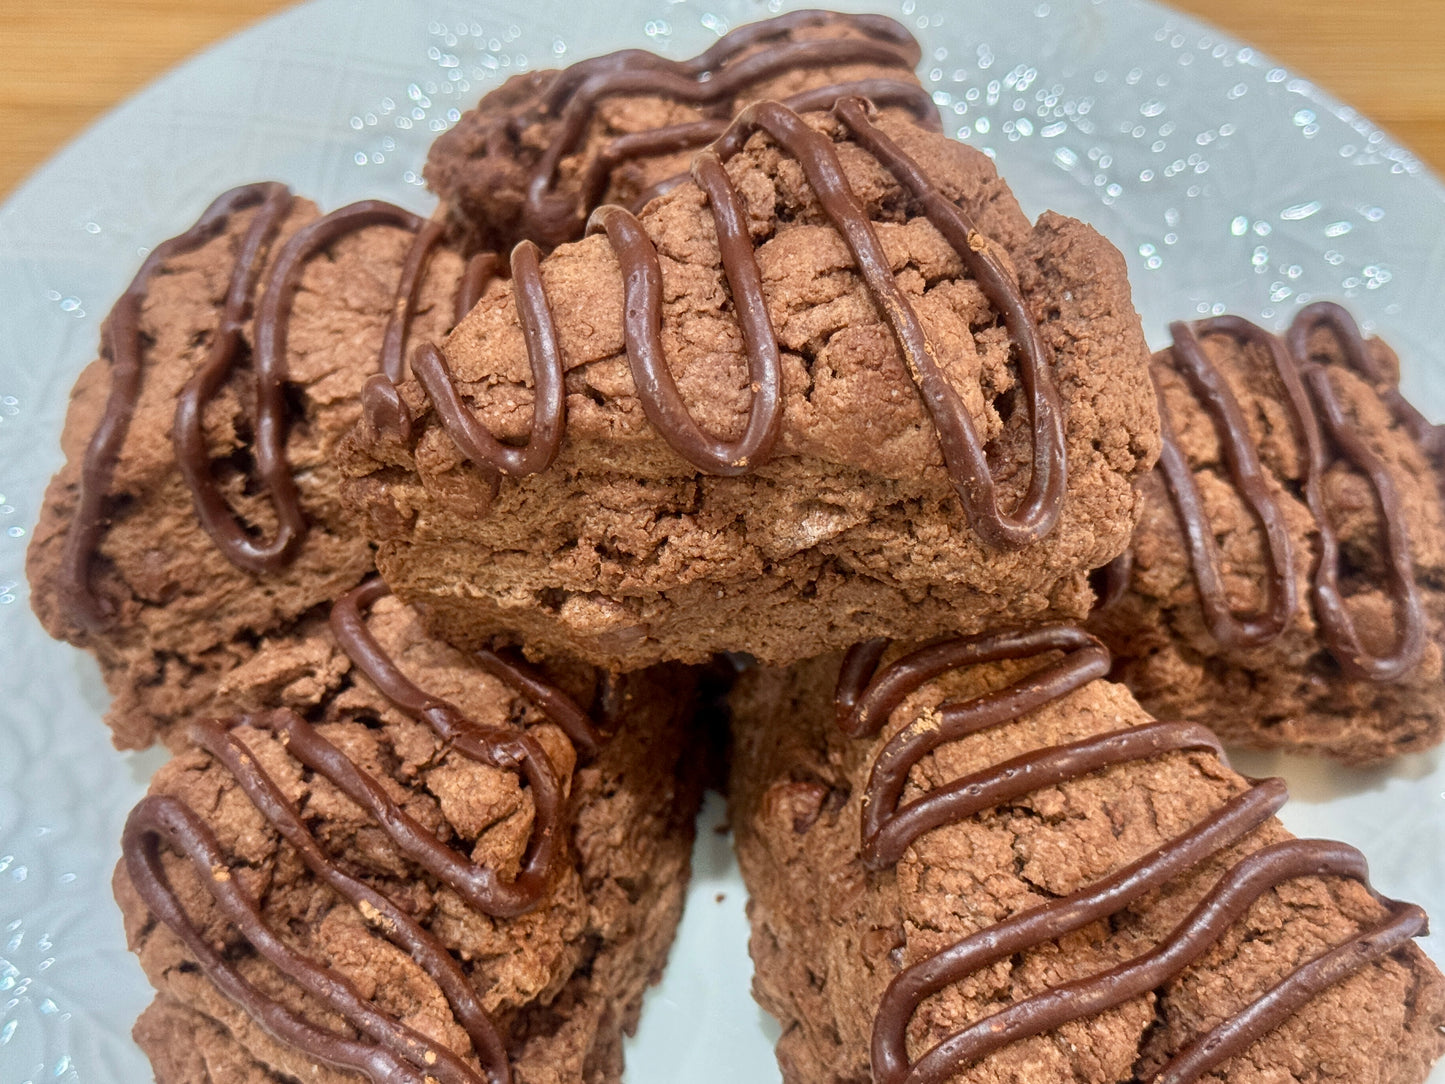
(589, 174, 783, 471)
(59, 183, 281, 629)
(423, 97, 1066, 546)
(516, 10, 923, 245)
(64, 186, 480, 610)
(870, 719, 1227, 870)
(1091, 546, 1134, 611)
(123, 793, 497, 1084)
(418, 145, 788, 477)
(1300, 360, 1426, 679)
(172, 184, 296, 575)
(456, 251, 502, 324)
(471, 646, 606, 754)
(329, 576, 602, 913)
(197, 200, 434, 572)
(382, 218, 448, 383)
(831, 95, 1067, 547)
(1157, 320, 1298, 649)
(192, 714, 510, 1084)
(900, 841, 1424, 1084)
(840, 627, 1110, 867)
(871, 779, 1290, 1083)
(585, 77, 942, 218)
(1153, 850, 1424, 1084)
(333, 576, 604, 753)
(837, 626, 1107, 742)
(412, 241, 567, 478)
(243, 698, 561, 919)
(537, 10, 918, 115)
(119, 582, 612, 1081)
(1285, 303, 1431, 679)
(1158, 313, 1424, 680)
(1290, 300, 1445, 461)
(711, 97, 1063, 545)
(834, 626, 1430, 1084)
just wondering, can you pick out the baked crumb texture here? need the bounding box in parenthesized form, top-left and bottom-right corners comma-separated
(1091, 304, 1445, 763)
(116, 581, 700, 1084)
(345, 103, 1157, 671)
(729, 626, 1445, 1084)
(26, 186, 477, 749)
(425, 10, 939, 253)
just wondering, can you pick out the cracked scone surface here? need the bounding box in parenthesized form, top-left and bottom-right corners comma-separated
(26, 195, 466, 749)
(728, 646, 1445, 1084)
(345, 111, 1158, 670)
(1090, 319, 1445, 763)
(116, 593, 701, 1084)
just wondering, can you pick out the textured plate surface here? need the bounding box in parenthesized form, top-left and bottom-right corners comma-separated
(0, 1, 1442, 1081)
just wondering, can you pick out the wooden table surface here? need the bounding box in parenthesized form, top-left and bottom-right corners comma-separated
(3, 0, 1443, 198)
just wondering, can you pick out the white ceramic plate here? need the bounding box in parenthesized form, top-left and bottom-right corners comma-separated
(1, 1, 1442, 1081)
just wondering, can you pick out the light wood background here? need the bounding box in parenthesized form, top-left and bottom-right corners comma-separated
(2, 0, 1442, 198)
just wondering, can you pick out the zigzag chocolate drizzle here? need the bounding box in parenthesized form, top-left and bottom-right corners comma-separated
(501, 9, 930, 247)
(1125, 312, 1426, 679)
(1290, 300, 1445, 462)
(419, 96, 1066, 548)
(124, 787, 506, 1084)
(185, 200, 446, 572)
(66, 189, 479, 618)
(592, 77, 941, 217)
(60, 183, 288, 628)
(331, 575, 605, 757)
(1155, 319, 1299, 649)
(834, 626, 1428, 1084)
(122, 580, 611, 1083)
(456, 251, 503, 324)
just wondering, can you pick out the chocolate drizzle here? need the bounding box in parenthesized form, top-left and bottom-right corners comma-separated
(456, 251, 502, 324)
(1290, 300, 1445, 462)
(60, 184, 286, 628)
(64, 189, 479, 616)
(833, 627, 1429, 1084)
(121, 580, 611, 1083)
(589, 77, 941, 218)
(1146, 311, 1426, 680)
(124, 791, 505, 1084)
(412, 241, 567, 478)
(422, 97, 1066, 547)
(331, 576, 605, 756)
(1155, 320, 1298, 649)
(171, 184, 297, 573)
(186, 200, 442, 572)
(497, 10, 932, 248)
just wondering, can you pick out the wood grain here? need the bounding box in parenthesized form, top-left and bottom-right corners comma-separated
(2, 0, 1442, 198)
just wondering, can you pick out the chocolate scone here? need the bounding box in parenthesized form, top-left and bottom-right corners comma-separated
(1091, 303, 1445, 763)
(426, 9, 938, 253)
(26, 184, 489, 748)
(729, 627, 1445, 1084)
(116, 578, 700, 1084)
(343, 99, 1158, 671)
